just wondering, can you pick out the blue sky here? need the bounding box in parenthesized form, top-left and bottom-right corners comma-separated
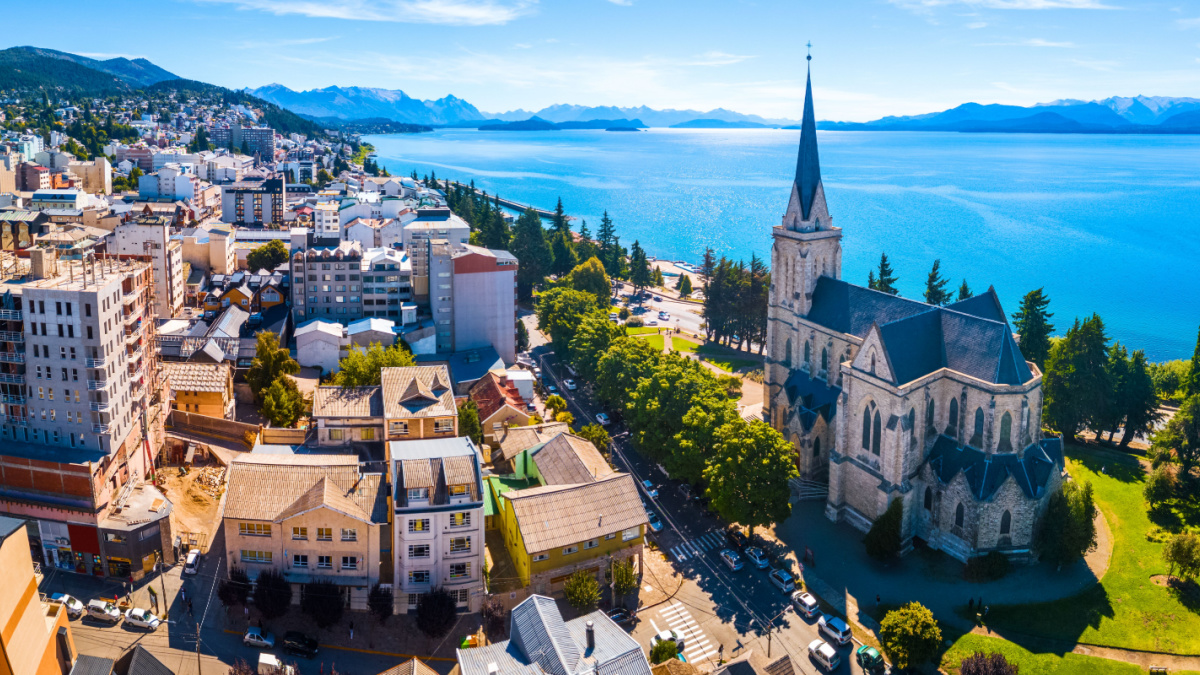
(5, 0, 1200, 121)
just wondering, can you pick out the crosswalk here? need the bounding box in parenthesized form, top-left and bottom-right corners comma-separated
(668, 530, 724, 562)
(654, 601, 720, 663)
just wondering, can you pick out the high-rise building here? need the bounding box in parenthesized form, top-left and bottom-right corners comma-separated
(430, 243, 518, 362)
(209, 126, 277, 159)
(112, 216, 185, 318)
(220, 177, 287, 225)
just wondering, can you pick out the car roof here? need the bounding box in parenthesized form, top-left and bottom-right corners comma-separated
(824, 616, 848, 628)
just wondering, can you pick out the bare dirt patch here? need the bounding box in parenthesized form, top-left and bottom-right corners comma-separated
(161, 466, 225, 541)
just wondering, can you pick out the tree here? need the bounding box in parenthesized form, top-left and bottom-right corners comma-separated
(316, 168, 333, 186)
(555, 411, 574, 425)
(252, 568, 293, 620)
(1143, 465, 1176, 512)
(878, 602, 942, 671)
(628, 240, 651, 296)
(874, 253, 899, 295)
(577, 424, 611, 454)
(611, 558, 639, 602)
(1012, 288, 1055, 369)
(536, 288, 599, 361)
(566, 257, 611, 301)
(594, 337, 662, 407)
(458, 400, 483, 446)
(516, 318, 530, 352)
(668, 395, 740, 486)
(703, 419, 799, 537)
(1164, 532, 1200, 581)
(217, 567, 251, 607)
(652, 266, 665, 288)
(550, 231, 578, 278)
(958, 279, 972, 301)
(544, 395, 567, 419)
(568, 311, 623, 380)
(510, 208, 552, 299)
(1118, 350, 1161, 447)
(563, 570, 600, 611)
(246, 332, 299, 400)
(960, 652, 1019, 675)
(481, 595, 507, 638)
(676, 274, 693, 297)
(416, 588, 458, 637)
(551, 197, 569, 234)
(1037, 480, 1097, 566)
(229, 661, 258, 675)
(1043, 315, 1112, 441)
(923, 259, 951, 306)
(1152, 395, 1200, 483)
(1187, 326, 1200, 399)
(301, 580, 345, 628)
(627, 355, 726, 462)
(864, 497, 903, 561)
(261, 376, 306, 428)
(368, 584, 393, 625)
(596, 211, 619, 277)
(331, 341, 415, 386)
(649, 640, 678, 664)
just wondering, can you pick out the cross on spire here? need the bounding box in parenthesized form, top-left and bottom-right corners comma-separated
(806, 41, 812, 61)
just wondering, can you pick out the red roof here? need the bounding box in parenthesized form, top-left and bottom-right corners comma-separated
(469, 372, 526, 421)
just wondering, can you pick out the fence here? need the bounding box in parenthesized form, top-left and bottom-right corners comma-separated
(167, 409, 260, 448)
(260, 427, 308, 445)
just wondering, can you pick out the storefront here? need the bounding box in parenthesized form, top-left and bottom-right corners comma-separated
(67, 523, 104, 576)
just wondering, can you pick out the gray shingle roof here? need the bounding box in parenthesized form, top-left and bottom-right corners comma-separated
(313, 386, 383, 418)
(924, 434, 1063, 501)
(380, 366, 456, 419)
(794, 67, 822, 221)
(504, 474, 646, 554)
(530, 434, 612, 485)
(224, 456, 387, 523)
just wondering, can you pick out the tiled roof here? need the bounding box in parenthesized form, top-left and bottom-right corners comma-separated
(313, 386, 383, 418)
(401, 459, 434, 488)
(375, 659, 439, 675)
(470, 372, 527, 422)
(924, 434, 1064, 501)
(531, 433, 613, 485)
(224, 456, 387, 524)
(274, 476, 371, 523)
(442, 454, 476, 487)
(162, 362, 230, 393)
(380, 365, 456, 419)
(504, 474, 647, 554)
(498, 422, 570, 463)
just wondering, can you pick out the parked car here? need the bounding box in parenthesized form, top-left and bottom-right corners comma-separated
(654, 296, 663, 302)
(719, 548, 743, 572)
(123, 608, 161, 631)
(595, 412, 611, 426)
(50, 593, 84, 619)
(647, 513, 664, 533)
(818, 615, 852, 646)
(855, 645, 885, 671)
(184, 548, 201, 575)
(564, 379, 577, 391)
(243, 627, 276, 649)
(768, 568, 796, 593)
(646, 319, 658, 326)
(608, 608, 637, 625)
(658, 311, 670, 320)
(283, 631, 319, 659)
(807, 639, 840, 672)
(744, 547, 769, 569)
(676, 484, 693, 501)
(725, 527, 748, 550)
(642, 480, 659, 498)
(791, 591, 820, 618)
(652, 629, 685, 652)
(546, 384, 558, 395)
(86, 599, 121, 624)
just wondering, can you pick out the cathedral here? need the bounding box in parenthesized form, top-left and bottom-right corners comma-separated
(765, 63, 1065, 563)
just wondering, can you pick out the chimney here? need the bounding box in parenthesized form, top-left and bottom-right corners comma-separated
(585, 621, 595, 651)
(30, 248, 57, 280)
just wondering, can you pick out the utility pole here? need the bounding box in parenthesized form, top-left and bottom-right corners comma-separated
(156, 551, 168, 617)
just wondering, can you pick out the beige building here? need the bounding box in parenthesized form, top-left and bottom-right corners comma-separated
(180, 227, 236, 276)
(222, 454, 389, 610)
(112, 215, 185, 318)
(0, 516, 76, 675)
(312, 365, 458, 450)
(164, 362, 234, 419)
(66, 157, 112, 196)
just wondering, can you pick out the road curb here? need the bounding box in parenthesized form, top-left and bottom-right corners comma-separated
(222, 630, 458, 661)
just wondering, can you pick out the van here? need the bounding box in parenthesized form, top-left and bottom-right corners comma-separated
(86, 599, 121, 624)
(807, 640, 840, 672)
(184, 549, 201, 575)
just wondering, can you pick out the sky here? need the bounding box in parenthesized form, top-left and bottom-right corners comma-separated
(4, 0, 1200, 121)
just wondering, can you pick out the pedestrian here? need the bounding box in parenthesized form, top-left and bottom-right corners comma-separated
(968, 598, 974, 611)
(243, 606, 249, 620)
(181, 588, 186, 602)
(984, 606, 990, 617)
(876, 594, 881, 606)
(349, 621, 354, 640)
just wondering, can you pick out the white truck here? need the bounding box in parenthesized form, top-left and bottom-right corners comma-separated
(257, 654, 295, 675)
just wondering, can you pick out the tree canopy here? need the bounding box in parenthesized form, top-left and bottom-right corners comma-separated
(702, 419, 798, 536)
(566, 256, 611, 301)
(1012, 288, 1054, 369)
(923, 259, 951, 306)
(331, 341, 415, 386)
(879, 602, 942, 670)
(246, 331, 299, 401)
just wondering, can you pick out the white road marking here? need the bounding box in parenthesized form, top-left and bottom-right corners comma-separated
(650, 619, 661, 633)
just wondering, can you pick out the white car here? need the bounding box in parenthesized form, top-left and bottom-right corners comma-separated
(646, 319, 659, 326)
(719, 548, 743, 572)
(642, 480, 659, 498)
(595, 413, 611, 426)
(744, 547, 769, 569)
(658, 311, 670, 320)
(243, 627, 276, 649)
(123, 608, 161, 631)
(818, 615, 852, 646)
(652, 629, 685, 652)
(791, 591, 820, 618)
(808, 639, 840, 672)
(564, 379, 577, 391)
(50, 593, 84, 619)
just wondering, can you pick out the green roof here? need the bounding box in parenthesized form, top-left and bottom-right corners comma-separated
(484, 475, 537, 517)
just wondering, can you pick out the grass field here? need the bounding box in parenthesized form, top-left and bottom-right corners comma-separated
(941, 634, 1147, 675)
(672, 337, 700, 352)
(636, 334, 666, 351)
(625, 326, 664, 335)
(984, 443, 1200, 654)
(668, 336, 759, 372)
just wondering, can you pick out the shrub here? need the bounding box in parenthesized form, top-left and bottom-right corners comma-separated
(618, 307, 630, 320)
(252, 568, 293, 620)
(864, 498, 903, 561)
(368, 584, 393, 625)
(1144, 465, 1177, 511)
(218, 566, 251, 607)
(563, 570, 600, 611)
(963, 552, 1011, 583)
(649, 639, 678, 664)
(1037, 480, 1097, 566)
(416, 588, 458, 637)
(960, 651, 1019, 675)
(879, 602, 942, 670)
(625, 316, 644, 328)
(300, 580, 345, 628)
(482, 595, 507, 638)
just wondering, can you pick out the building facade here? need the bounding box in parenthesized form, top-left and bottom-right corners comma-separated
(0, 516, 77, 675)
(112, 215, 185, 318)
(289, 241, 364, 325)
(220, 178, 287, 226)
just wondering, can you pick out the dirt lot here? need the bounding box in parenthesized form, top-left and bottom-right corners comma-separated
(161, 465, 226, 543)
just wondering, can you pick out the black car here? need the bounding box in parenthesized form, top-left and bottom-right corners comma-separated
(726, 527, 748, 550)
(608, 607, 637, 625)
(283, 631, 319, 659)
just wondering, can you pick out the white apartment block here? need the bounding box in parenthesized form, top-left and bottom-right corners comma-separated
(112, 216, 185, 318)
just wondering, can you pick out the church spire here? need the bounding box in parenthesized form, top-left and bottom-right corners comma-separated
(794, 52, 822, 222)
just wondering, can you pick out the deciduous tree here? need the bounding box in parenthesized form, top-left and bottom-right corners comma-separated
(368, 584, 393, 625)
(703, 419, 798, 537)
(668, 395, 740, 486)
(261, 376, 305, 428)
(563, 570, 600, 611)
(959, 652, 1018, 675)
(566, 257, 611, 301)
(217, 567, 251, 607)
(577, 424, 611, 455)
(252, 568, 293, 620)
(246, 331, 299, 400)
(535, 288, 600, 361)
(1144, 465, 1177, 511)
(300, 580, 345, 628)
(878, 602, 942, 671)
(458, 400, 483, 446)
(611, 558, 639, 602)
(568, 311, 623, 380)
(331, 341, 415, 386)
(1164, 532, 1200, 581)
(627, 355, 725, 462)
(1036, 480, 1097, 566)
(416, 588, 458, 637)
(864, 497, 903, 561)
(594, 337, 661, 407)
(1152, 395, 1200, 484)
(246, 239, 289, 272)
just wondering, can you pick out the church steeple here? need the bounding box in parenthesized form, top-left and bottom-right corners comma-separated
(782, 53, 831, 232)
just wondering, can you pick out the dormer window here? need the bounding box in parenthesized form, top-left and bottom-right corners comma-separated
(448, 484, 468, 498)
(407, 487, 429, 501)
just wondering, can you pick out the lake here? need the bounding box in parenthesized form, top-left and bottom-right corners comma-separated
(366, 128, 1200, 361)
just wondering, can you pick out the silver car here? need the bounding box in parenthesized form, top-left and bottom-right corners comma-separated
(123, 608, 161, 631)
(719, 548, 743, 571)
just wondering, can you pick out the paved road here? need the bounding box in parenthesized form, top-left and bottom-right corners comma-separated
(528, 337, 881, 675)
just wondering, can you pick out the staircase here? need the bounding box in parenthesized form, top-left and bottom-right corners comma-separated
(790, 477, 829, 502)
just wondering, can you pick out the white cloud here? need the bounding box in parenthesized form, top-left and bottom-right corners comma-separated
(195, 0, 535, 25)
(977, 38, 1076, 46)
(966, 21, 989, 27)
(1177, 17, 1200, 28)
(234, 36, 338, 49)
(689, 51, 757, 66)
(891, 0, 1116, 9)
(606, 0, 634, 5)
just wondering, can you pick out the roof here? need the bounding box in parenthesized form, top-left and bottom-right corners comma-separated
(162, 362, 230, 393)
(114, 646, 173, 675)
(651, 659, 702, 675)
(924, 434, 1064, 501)
(0, 515, 25, 545)
(70, 656, 115, 675)
(498, 422, 571, 463)
(806, 277, 932, 338)
(375, 659, 439, 675)
(295, 319, 344, 340)
(470, 372, 527, 422)
(224, 456, 387, 524)
(313, 386, 383, 418)
(380, 365, 456, 419)
(415, 346, 503, 387)
(347, 317, 396, 336)
(504, 474, 647, 553)
(391, 437, 482, 507)
(531, 433, 613, 485)
(794, 66, 822, 221)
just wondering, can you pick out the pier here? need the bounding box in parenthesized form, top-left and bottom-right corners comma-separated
(446, 181, 569, 220)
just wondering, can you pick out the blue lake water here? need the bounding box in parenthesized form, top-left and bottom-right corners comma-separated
(367, 128, 1200, 360)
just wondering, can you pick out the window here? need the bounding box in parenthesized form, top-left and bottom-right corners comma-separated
(409, 570, 430, 584)
(449, 563, 470, 579)
(532, 552, 549, 562)
(1000, 510, 1012, 535)
(293, 554, 309, 568)
(317, 555, 332, 569)
(341, 528, 357, 541)
(926, 400, 936, 434)
(407, 593, 421, 609)
(241, 550, 272, 564)
(622, 526, 640, 541)
(971, 407, 985, 447)
(391, 421, 409, 435)
(998, 412, 1013, 452)
(948, 398, 959, 435)
(341, 556, 358, 570)
(783, 338, 792, 367)
(820, 347, 829, 373)
(361, 427, 375, 441)
(449, 484, 468, 496)
(434, 419, 453, 433)
(407, 487, 430, 501)
(562, 545, 579, 555)
(408, 544, 431, 558)
(292, 527, 308, 540)
(813, 436, 821, 458)
(861, 408, 872, 451)
(450, 537, 470, 553)
(924, 487, 933, 511)
(317, 527, 332, 541)
(409, 519, 430, 533)
(239, 523, 271, 537)
(328, 428, 344, 441)
(605, 533, 616, 540)
(584, 539, 599, 549)
(450, 512, 471, 528)
(954, 503, 965, 528)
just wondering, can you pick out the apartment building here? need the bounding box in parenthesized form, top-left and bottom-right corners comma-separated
(137, 163, 198, 202)
(18, 163, 50, 192)
(0, 516, 77, 675)
(210, 126, 277, 159)
(220, 177, 287, 226)
(430, 243, 518, 362)
(361, 247, 412, 321)
(29, 189, 87, 211)
(162, 362, 233, 418)
(313, 201, 340, 240)
(312, 365, 457, 447)
(66, 157, 112, 196)
(112, 216, 185, 318)
(0, 251, 173, 579)
(402, 209, 471, 304)
(289, 241, 363, 325)
(180, 227, 236, 275)
(391, 437, 486, 613)
(222, 454, 388, 610)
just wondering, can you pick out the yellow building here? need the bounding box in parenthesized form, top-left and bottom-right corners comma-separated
(164, 362, 234, 419)
(0, 516, 76, 675)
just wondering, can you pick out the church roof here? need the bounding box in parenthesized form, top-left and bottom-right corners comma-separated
(924, 434, 1063, 501)
(807, 277, 932, 337)
(795, 65, 822, 221)
(782, 368, 839, 430)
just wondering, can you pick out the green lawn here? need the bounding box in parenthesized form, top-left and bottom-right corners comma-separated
(668, 337, 758, 372)
(625, 326, 664, 335)
(671, 336, 700, 352)
(636, 334, 666, 351)
(984, 443, 1200, 654)
(941, 634, 1145, 675)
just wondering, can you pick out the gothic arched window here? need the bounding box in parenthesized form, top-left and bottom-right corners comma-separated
(870, 354, 876, 375)
(926, 399, 936, 435)
(803, 341, 812, 371)
(971, 407, 985, 447)
(813, 436, 821, 458)
(948, 398, 959, 436)
(861, 407, 872, 451)
(871, 411, 882, 456)
(1000, 510, 1012, 535)
(955, 503, 965, 528)
(784, 338, 792, 368)
(820, 347, 829, 374)
(999, 412, 1013, 453)
(907, 408, 917, 451)
(924, 487, 933, 511)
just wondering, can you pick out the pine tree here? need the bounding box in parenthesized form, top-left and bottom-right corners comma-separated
(596, 212, 619, 276)
(1012, 288, 1055, 369)
(867, 270, 877, 290)
(923, 259, 950, 305)
(1043, 315, 1112, 441)
(1186, 326, 1200, 399)
(1120, 349, 1162, 448)
(550, 231, 578, 278)
(509, 208, 552, 299)
(628, 241, 651, 296)
(551, 197, 569, 235)
(957, 279, 972, 301)
(677, 274, 693, 297)
(875, 253, 899, 295)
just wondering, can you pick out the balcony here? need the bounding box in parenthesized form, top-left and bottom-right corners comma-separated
(125, 329, 143, 345)
(0, 352, 25, 363)
(2, 394, 25, 404)
(0, 374, 25, 385)
(0, 310, 21, 321)
(123, 309, 142, 326)
(85, 357, 106, 368)
(0, 331, 24, 343)
(7, 415, 28, 426)
(87, 379, 109, 391)
(92, 424, 110, 434)
(89, 401, 111, 412)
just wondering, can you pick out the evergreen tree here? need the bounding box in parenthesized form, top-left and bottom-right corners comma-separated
(628, 241, 652, 296)
(867, 270, 877, 290)
(676, 274, 693, 297)
(596, 211, 618, 276)
(261, 376, 305, 428)
(458, 400, 483, 446)
(1120, 350, 1161, 448)
(923, 259, 951, 305)
(1043, 315, 1112, 441)
(1037, 480, 1098, 566)
(550, 231, 578, 278)
(1012, 288, 1055, 369)
(652, 266, 665, 288)
(1186, 326, 1200, 398)
(958, 279, 972, 301)
(875, 253, 899, 295)
(246, 332, 299, 401)
(551, 197, 569, 235)
(1151, 395, 1200, 485)
(509, 208, 552, 299)
(864, 498, 903, 560)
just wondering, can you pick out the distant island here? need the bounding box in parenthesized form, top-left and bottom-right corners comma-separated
(669, 118, 774, 129)
(477, 116, 646, 131)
